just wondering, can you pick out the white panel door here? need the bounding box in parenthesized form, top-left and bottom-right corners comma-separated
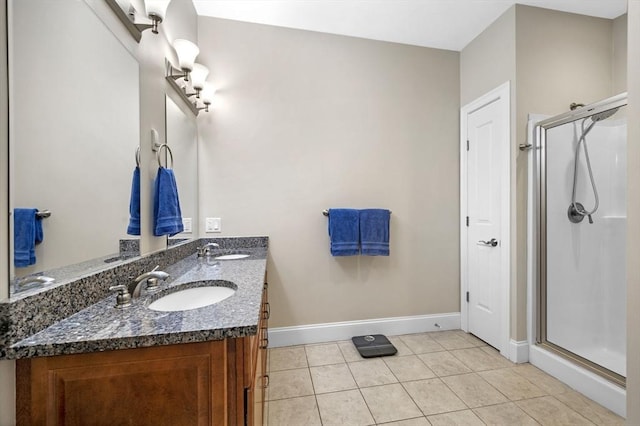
(466, 99, 504, 350)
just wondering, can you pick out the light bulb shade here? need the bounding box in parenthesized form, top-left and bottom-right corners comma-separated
(200, 84, 215, 104)
(173, 39, 199, 72)
(145, 0, 170, 21)
(190, 64, 209, 91)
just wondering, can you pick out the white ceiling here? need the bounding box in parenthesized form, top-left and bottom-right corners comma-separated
(193, 0, 627, 51)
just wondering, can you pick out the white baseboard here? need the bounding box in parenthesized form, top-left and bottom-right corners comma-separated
(508, 339, 529, 363)
(268, 312, 461, 348)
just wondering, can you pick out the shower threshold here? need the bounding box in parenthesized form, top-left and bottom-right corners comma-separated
(536, 341, 625, 388)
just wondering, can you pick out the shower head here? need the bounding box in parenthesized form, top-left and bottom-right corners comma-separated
(591, 107, 619, 122)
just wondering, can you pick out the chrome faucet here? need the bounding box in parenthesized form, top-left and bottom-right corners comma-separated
(14, 275, 54, 292)
(108, 266, 169, 308)
(129, 265, 169, 298)
(197, 242, 219, 257)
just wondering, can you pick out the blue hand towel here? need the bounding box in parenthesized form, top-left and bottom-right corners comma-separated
(14, 208, 43, 267)
(127, 167, 141, 236)
(153, 167, 184, 237)
(360, 209, 390, 256)
(328, 208, 360, 256)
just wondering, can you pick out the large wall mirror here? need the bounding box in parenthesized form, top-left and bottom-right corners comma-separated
(9, 0, 140, 292)
(165, 94, 198, 243)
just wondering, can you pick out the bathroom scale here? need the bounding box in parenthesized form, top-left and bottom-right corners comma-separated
(352, 334, 397, 358)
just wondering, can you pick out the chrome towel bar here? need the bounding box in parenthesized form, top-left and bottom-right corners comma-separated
(36, 210, 51, 218)
(323, 209, 392, 216)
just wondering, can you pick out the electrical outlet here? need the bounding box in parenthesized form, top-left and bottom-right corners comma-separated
(205, 217, 221, 233)
(182, 218, 192, 233)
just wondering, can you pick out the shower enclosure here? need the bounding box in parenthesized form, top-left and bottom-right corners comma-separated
(531, 93, 627, 413)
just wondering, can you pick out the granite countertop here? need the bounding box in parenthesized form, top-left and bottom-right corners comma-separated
(9, 246, 268, 358)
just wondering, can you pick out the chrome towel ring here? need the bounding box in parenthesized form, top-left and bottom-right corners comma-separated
(135, 146, 140, 167)
(156, 143, 174, 169)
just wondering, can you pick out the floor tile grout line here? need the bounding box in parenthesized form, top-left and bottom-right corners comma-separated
(470, 404, 544, 426)
(426, 407, 488, 424)
(438, 345, 522, 409)
(519, 394, 598, 425)
(373, 414, 428, 426)
(478, 366, 550, 401)
(356, 384, 380, 424)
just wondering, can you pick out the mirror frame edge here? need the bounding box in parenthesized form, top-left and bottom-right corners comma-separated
(1, 0, 8, 301)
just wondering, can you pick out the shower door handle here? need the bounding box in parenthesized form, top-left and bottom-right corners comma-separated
(478, 238, 498, 247)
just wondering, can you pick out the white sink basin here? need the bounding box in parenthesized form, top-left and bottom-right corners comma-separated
(214, 253, 250, 260)
(148, 284, 236, 312)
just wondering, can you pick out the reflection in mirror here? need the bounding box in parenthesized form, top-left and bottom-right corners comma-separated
(9, 0, 140, 293)
(165, 95, 198, 243)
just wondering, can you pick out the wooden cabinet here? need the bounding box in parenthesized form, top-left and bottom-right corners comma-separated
(16, 340, 228, 426)
(16, 283, 269, 426)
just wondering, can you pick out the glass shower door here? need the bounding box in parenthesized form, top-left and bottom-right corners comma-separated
(537, 95, 627, 385)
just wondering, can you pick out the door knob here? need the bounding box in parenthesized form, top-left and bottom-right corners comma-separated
(478, 238, 498, 247)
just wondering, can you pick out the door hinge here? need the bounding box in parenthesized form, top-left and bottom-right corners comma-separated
(466, 140, 469, 151)
(466, 291, 469, 303)
(466, 216, 469, 227)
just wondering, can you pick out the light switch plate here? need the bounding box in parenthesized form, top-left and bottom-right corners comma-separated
(182, 218, 192, 233)
(205, 217, 221, 233)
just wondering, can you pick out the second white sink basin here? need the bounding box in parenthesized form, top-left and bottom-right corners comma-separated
(214, 253, 250, 260)
(148, 283, 236, 312)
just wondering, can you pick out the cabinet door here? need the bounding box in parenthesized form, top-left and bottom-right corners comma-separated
(17, 341, 227, 426)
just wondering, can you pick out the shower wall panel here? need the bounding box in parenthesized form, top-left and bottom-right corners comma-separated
(545, 118, 627, 376)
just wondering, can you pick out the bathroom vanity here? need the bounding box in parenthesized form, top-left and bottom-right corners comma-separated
(2, 238, 269, 426)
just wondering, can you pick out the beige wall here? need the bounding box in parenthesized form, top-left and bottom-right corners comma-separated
(460, 7, 516, 106)
(197, 17, 460, 327)
(626, 1, 640, 423)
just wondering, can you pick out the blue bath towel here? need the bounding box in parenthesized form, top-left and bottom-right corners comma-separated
(13, 208, 43, 267)
(328, 208, 360, 256)
(360, 209, 390, 256)
(153, 167, 184, 236)
(127, 167, 141, 236)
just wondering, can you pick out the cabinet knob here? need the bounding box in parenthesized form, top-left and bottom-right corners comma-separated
(260, 336, 269, 350)
(263, 302, 270, 320)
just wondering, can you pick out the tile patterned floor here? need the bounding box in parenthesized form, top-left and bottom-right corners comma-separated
(265, 330, 624, 426)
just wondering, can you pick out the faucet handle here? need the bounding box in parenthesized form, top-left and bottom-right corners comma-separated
(146, 272, 169, 292)
(197, 242, 220, 257)
(109, 284, 132, 308)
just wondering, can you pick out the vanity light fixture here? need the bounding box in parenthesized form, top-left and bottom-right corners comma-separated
(190, 64, 209, 98)
(197, 84, 215, 113)
(144, 0, 171, 33)
(165, 59, 212, 116)
(171, 39, 200, 81)
(104, 0, 171, 42)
